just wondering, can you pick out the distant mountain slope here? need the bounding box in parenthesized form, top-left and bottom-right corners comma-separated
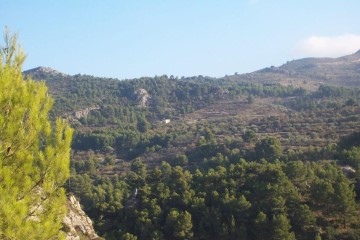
(23, 50, 360, 118)
(280, 50, 360, 73)
(23, 68, 230, 120)
(279, 50, 360, 86)
(226, 50, 360, 89)
(24, 50, 360, 94)
(24, 69, 123, 115)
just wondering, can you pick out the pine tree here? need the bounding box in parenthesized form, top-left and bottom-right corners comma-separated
(255, 137, 282, 161)
(0, 29, 73, 239)
(315, 233, 322, 240)
(254, 211, 269, 240)
(272, 214, 296, 240)
(121, 232, 138, 240)
(165, 209, 193, 240)
(333, 176, 356, 227)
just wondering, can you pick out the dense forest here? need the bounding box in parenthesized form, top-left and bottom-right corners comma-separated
(22, 61, 360, 240)
(68, 133, 360, 240)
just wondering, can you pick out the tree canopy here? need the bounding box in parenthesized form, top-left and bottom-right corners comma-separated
(0, 29, 73, 239)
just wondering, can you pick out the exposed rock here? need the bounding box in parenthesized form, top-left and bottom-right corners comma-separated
(62, 195, 101, 240)
(64, 106, 100, 122)
(160, 119, 171, 124)
(125, 188, 139, 209)
(341, 165, 356, 176)
(23, 66, 68, 77)
(73, 106, 100, 119)
(135, 88, 150, 107)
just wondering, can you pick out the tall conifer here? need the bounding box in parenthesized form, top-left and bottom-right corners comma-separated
(0, 29, 73, 239)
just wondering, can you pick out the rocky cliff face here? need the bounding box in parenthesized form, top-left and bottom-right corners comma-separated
(135, 88, 150, 107)
(62, 195, 101, 240)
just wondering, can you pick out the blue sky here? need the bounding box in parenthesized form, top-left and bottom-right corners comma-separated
(1, 0, 360, 79)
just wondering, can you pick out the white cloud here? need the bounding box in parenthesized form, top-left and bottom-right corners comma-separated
(298, 34, 360, 57)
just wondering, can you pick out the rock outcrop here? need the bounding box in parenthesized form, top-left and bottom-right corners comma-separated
(73, 106, 100, 119)
(64, 106, 100, 122)
(62, 195, 101, 240)
(135, 88, 150, 107)
(23, 66, 68, 77)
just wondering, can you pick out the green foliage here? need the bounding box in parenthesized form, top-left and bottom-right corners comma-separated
(121, 233, 138, 240)
(69, 142, 360, 240)
(247, 94, 254, 104)
(339, 132, 360, 150)
(338, 147, 360, 178)
(171, 154, 189, 167)
(254, 211, 270, 240)
(0, 29, 72, 239)
(165, 209, 193, 240)
(243, 130, 256, 143)
(271, 214, 296, 240)
(332, 176, 356, 226)
(255, 137, 282, 161)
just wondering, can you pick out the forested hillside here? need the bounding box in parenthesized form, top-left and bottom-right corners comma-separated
(24, 51, 360, 239)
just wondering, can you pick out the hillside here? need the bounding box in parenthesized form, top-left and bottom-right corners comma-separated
(24, 50, 360, 113)
(226, 50, 360, 89)
(23, 53, 360, 171)
(23, 52, 360, 239)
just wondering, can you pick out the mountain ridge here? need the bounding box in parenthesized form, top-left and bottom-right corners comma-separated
(223, 50, 360, 89)
(24, 50, 360, 76)
(23, 66, 68, 77)
(24, 50, 360, 89)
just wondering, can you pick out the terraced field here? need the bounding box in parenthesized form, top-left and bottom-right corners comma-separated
(91, 94, 360, 176)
